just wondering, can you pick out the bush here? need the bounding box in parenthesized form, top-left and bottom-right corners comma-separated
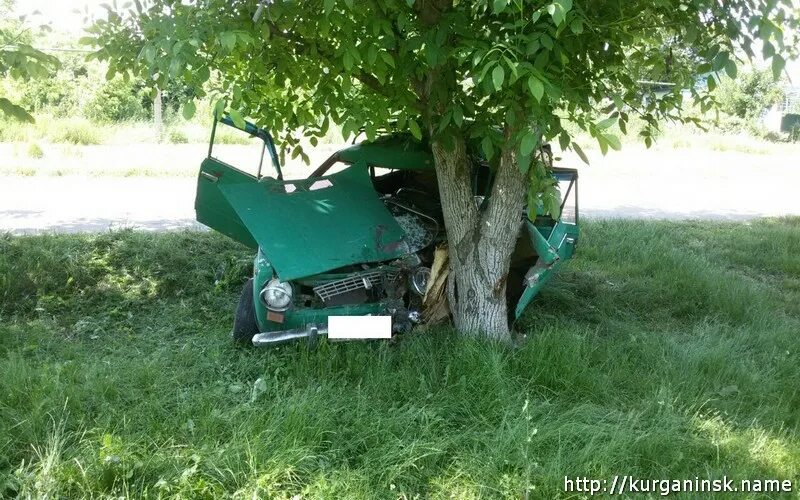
(717, 70, 784, 121)
(45, 118, 104, 145)
(167, 128, 188, 144)
(20, 55, 86, 117)
(26, 142, 43, 158)
(84, 77, 146, 123)
(0, 118, 32, 142)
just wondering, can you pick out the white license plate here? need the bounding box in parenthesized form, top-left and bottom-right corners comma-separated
(327, 315, 392, 340)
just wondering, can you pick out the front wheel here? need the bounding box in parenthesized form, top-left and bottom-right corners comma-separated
(232, 278, 259, 344)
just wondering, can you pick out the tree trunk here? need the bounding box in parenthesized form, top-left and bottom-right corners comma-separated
(431, 130, 529, 342)
(153, 90, 163, 143)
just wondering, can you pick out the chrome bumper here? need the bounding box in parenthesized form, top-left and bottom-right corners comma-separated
(251, 324, 328, 346)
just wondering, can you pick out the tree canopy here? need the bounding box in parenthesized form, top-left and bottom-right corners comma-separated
(91, 0, 797, 155)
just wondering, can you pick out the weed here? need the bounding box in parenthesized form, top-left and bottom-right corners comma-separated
(167, 128, 189, 144)
(26, 142, 43, 159)
(43, 118, 104, 145)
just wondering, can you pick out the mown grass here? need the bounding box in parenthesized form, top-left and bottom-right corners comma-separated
(1, 220, 799, 498)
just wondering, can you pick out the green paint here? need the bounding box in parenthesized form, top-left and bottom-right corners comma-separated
(514, 220, 579, 319)
(218, 162, 409, 281)
(337, 134, 435, 171)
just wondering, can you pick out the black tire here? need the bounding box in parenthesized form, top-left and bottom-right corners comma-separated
(232, 278, 259, 344)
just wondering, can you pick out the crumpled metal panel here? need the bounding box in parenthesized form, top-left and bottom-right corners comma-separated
(218, 163, 409, 281)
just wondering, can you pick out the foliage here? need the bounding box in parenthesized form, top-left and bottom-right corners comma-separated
(717, 69, 785, 120)
(88, 0, 798, 165)
(1, 220, 800, 496)
(84, 76, 147, 123)
(19, 54, 87, 117)
(0, 5, 59, 122)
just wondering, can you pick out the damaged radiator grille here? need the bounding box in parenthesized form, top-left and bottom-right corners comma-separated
(313, 270, 386, 304)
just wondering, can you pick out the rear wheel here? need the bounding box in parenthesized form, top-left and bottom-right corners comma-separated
(232, 278, 259, 344)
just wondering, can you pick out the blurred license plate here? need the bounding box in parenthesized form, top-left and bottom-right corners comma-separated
(328, 316, 392, 340)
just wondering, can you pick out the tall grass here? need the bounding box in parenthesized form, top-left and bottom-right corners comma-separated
(0, 220, 799, 498)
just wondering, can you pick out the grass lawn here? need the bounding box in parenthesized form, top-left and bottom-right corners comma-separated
(1, 220, 799, 498)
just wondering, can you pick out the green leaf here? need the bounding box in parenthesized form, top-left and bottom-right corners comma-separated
(212, 99, 225, 119)
(144, 45, 156, 64)
(229, 109, 246, 128)
(685, 24, 698, 44)
(493, 0, 508, 13)
(772, 54, 785, 79)
(596, 116, 616, 129)
(367, 45, 378, 65)
(481, 136, 494, 160)
(0, 97, 35, 123)
(548, 1, 569, 26)
(706, 75, 716, 92)
(220, 32, 236, 51)
(479, 60, 496, 83)
(182, 101, 196, 120)
(569, 19, 583, 34)
(711, 50, 729, 71)
(197, 66, 210, 83)
(724, 60, 737, 79)
(604, 133, 621, 151)
(558, 132, 569, 151)
(324, 0, 335, 14)
(492, 65, 505, 91)
(453, 105, 464, 126)
(762, 41, 775, 59)
(408, 119, 422, 140)
(572, 142, 589, 165)
(518, 153, 532, 174)
(596, 134, 608, 155)
(380, 51, 395, 68)
(527, 76, 544, 102)
(520, 131, 538, 157)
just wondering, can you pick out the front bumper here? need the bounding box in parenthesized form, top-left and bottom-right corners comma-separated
(251, 323, 327, 346)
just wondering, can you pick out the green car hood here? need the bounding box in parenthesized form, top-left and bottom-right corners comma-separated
(214, 163, 410, 281)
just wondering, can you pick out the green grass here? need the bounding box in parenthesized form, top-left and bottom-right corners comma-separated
(1, 220, 799, 498)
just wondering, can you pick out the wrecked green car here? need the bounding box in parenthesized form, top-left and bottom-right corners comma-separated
(195, 116, 579, 345)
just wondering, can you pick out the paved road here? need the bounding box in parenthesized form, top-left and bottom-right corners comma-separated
(2, 148, 799, 234)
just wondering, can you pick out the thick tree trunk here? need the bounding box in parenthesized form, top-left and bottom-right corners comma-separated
(431, 131, 529, 341)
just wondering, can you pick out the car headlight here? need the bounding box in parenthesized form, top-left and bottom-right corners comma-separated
(260, 278, 293, 311)
(410, 266, 431, 296)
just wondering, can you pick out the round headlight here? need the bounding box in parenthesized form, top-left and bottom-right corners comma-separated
(260, 278, 293, 311)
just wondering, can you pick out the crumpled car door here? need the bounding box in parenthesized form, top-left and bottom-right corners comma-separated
(514, 220, 579, 319)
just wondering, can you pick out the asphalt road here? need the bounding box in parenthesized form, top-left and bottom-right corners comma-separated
(2, 147, 799, 234)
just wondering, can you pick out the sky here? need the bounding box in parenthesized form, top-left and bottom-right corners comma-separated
(13, 0, 108, 34)
(11, 0, 800, 82)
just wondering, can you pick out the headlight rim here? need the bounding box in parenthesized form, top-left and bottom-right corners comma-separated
(259, 278, 293, 311)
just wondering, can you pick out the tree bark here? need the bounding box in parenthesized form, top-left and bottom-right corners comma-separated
(431, 128, 529, 341)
